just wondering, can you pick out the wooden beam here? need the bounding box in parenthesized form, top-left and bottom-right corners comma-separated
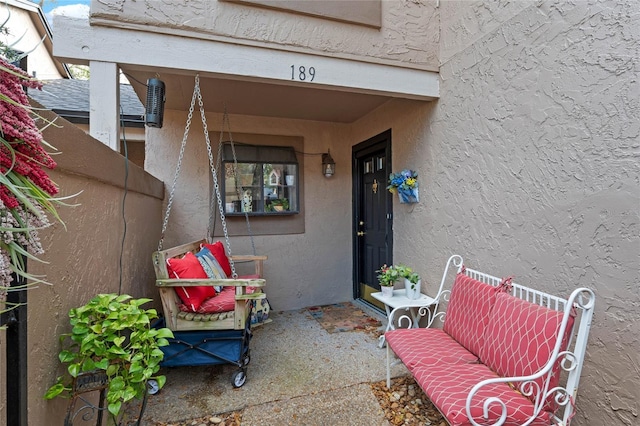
(54, 17, 439, 100)
(89, 60, 120, 151)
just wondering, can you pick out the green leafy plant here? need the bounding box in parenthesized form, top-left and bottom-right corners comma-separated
(267, 198, 289, 211)
(44, 294, 174, 419)
(377, 264, 401, 287)
(379, 264, 420, 289)
(395, 264, 421, 290)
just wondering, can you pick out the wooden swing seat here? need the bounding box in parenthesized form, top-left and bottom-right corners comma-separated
(153, 239, 266, 332)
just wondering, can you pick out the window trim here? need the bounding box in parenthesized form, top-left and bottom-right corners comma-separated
(209, 133, 305, 236)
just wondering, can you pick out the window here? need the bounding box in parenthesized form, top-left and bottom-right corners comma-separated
(222, 143, 299, 216)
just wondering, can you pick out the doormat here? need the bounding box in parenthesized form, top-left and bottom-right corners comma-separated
(306, 302, 381, 334)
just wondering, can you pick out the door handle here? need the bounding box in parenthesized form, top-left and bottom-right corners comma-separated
(357, 231, 365, 236)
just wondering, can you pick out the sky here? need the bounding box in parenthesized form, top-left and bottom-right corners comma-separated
(32, 0, 90, 23)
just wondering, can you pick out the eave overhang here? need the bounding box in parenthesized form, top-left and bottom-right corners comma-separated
(53, 16, 439, 123)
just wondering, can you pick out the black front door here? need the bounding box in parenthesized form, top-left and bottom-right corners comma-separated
(352, 130, 392, 309)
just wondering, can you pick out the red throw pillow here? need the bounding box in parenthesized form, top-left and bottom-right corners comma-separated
(202, 241, 232, 277)
(166, 252, 216, 311)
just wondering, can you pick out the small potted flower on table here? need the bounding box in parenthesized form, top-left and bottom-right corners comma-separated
(377, 264, 400, 297)
(395, 264, 422, 300)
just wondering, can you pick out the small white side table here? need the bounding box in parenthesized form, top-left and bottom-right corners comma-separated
(371, 289, 436, 348)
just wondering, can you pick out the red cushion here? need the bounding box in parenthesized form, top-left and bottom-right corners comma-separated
(166, 252, 216, 311)
(442, 273, 502, 356)
(412, 363, 553, 426)
(180, 286, 259, 314)
(386, 328, 479, 372)
(191, 286, 236, 313)
(479, 292, 575, 412)
(202, 241, 232, 277)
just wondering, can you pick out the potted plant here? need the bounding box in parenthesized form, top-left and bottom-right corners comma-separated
(377, 264, 400, 297)
(269, 198, 289, 212)
(387, 169, 419, 203)
(395, 264, 422, 300)
(44, 294, 174, 425)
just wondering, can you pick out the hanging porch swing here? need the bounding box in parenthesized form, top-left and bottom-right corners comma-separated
(150, 75, 268, 387)
(152, 74, 267, 332)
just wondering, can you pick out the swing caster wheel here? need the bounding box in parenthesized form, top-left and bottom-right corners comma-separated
(242, 354, 251, 366)
(232, 370, 247, 388)
(147, 379, 160, 395)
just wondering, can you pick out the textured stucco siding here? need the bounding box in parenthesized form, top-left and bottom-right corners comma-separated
(47, 1, 639, 425)
(0, 110, 164, 425)
(360, 1, 638, 425)
(89, 0, 439, 70)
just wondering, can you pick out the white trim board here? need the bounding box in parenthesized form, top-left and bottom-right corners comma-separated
(53, 16, 439, 101)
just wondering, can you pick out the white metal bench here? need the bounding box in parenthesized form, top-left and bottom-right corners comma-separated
(385, 255, 595, 425)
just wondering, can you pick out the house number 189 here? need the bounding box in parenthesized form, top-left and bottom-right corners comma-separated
(291, 65, 315, 82)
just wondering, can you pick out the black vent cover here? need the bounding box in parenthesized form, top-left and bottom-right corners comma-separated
(145, 78, 165, 128)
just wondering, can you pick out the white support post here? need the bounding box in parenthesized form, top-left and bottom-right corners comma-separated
(89, 61, 120, 151)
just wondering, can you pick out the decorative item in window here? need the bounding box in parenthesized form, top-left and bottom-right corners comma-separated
(387, 169, 419, 203)
(266, 198, 289, 212)
(268, 169, 280, 185)
(242, 189, 253, 212)
(221, 143, 299, 215)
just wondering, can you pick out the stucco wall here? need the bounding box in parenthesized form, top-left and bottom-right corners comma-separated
(89, 0, 439, 70)
(0, 109, 164, 425)
(437, 2, 639, 422)
(50, 1, 638, 425)
(351, 1, 639, 424)
(145, 109, 355, 311)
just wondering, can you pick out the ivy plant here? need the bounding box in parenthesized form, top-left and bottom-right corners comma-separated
(44, 294, 174, 419)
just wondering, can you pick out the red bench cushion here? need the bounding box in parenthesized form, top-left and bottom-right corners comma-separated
(386, 328, 479, 371)
(479, 292, 575, 412)
(166, 252, 216, 311)
(443, 273, 502, 356)
(412, 363, 554, 426)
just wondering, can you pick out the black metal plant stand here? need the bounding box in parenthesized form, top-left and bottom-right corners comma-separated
(64, 370, 149, 426)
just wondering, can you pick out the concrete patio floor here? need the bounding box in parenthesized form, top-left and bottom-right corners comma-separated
(140, 303, 409, 425)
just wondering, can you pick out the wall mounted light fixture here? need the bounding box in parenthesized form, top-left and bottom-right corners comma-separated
(322, 150, 335, 178)
(145, 78, 165, 128)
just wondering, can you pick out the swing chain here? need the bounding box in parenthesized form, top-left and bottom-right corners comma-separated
(157, 75, 198, 252)
(221, 109, 257, 256)
(158, 75, 256, 278)
(196, 77, 238, 278)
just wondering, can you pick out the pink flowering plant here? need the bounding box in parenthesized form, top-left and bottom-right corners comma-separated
(0, 56, 65, 307)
